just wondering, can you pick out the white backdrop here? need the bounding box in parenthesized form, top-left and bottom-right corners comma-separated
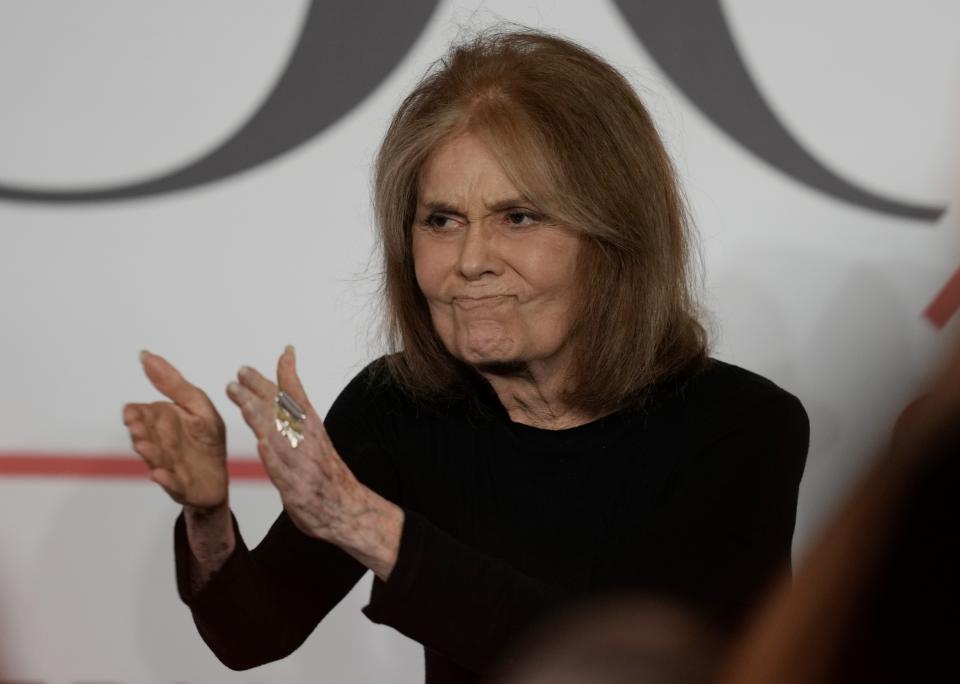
(1, 1, 959, 682)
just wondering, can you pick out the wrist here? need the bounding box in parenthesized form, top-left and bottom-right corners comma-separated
(336, 485, 404, 582)
(183, 502, 235, 563)
(183, 499, 229, 519)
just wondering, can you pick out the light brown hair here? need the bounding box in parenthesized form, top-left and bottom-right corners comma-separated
(373, 26, 710, 414)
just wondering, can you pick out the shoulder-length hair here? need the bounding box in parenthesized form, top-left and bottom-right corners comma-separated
(373, 27, 710, 415)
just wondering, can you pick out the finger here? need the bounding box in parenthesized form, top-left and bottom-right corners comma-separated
(226, 381, 273, 439)
(126, 419, 148, 443)
(256, 438, 291, 488)
(277, 345, 314, 413)
(122, 403, 141, 426)
(140, 351, 216, 419)
(237, 365, 277, 401)
(257, 437, 279, 470)
(125, 406, 163, 466)
(133, 439, 162, 467)
(125, 403, 160, 437)
(149, 468, 185, 501)
(130, 402, 157, 431)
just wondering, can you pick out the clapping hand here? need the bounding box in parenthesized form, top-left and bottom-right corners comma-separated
(123, 351, 228, 512)
(225, 346, 376, 545)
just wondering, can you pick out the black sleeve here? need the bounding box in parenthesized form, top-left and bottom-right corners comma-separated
(173, 509, 365, 670)
(635, 390, 809, 629)
(173, 362, 402, 670)
(359, 508, 568, 674)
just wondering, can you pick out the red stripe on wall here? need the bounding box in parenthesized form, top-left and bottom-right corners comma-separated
(925, 266, 960, 329)
(0, 453, 268, 480)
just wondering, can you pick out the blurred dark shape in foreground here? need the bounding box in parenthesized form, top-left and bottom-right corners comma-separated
(492, 596, 721, 684)
(722, 330, 960, 683)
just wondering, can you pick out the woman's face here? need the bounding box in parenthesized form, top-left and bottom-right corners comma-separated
(412, 132, 583, 371)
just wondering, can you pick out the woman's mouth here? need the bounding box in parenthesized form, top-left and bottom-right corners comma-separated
(452, 295, 511, 310)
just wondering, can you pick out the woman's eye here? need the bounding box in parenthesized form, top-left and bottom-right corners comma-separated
(505, 210, 541, 227)
(422, 214, 457, 231)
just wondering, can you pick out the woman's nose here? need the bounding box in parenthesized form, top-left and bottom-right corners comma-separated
(456, 221, 503, 280)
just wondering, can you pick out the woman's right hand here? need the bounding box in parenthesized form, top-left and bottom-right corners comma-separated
(123, 351, 229, 512)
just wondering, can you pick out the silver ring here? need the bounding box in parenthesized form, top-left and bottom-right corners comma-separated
(274, 390, 307, 448)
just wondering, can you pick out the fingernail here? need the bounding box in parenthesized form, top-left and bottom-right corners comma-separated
(139, 349, 150, 363)
(227, 381, 240, 395)
(285, 344, 295, 356)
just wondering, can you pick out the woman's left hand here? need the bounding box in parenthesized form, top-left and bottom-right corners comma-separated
(226, 346, 403, 580)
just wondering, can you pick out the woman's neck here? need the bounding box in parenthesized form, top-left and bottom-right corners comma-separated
(479, 356, 596, 430)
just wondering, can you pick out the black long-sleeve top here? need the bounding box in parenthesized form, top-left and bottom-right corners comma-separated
(174, 356, 809, 683)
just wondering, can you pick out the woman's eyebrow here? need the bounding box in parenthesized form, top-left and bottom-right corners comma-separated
(419, 197, 533, 215)
(420, 200, 464, 215)
(488, 197, 534, 212)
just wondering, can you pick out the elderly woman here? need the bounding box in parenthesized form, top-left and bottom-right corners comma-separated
(123, 29, 808, 683)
